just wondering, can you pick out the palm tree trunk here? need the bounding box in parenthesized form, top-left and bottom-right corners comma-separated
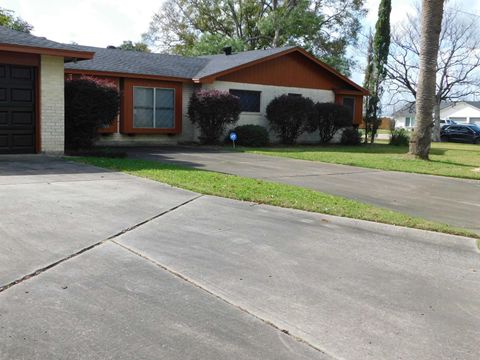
(409, 0, 445, 159)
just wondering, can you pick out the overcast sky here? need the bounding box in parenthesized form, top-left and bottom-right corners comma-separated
(3, 0, 480, 85)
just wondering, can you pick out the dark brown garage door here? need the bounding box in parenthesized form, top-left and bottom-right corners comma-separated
(0, 64, 36, 154)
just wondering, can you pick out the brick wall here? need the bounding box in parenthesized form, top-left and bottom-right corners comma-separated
(40, 55, 65, 154)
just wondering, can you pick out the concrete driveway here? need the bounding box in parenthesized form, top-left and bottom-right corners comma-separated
(127, 146, 480, 232)
(1, 156, 479, 360)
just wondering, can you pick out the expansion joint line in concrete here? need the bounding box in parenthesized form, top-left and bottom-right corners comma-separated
(112, 240, 338, 360)
(0, 195, 203, 294)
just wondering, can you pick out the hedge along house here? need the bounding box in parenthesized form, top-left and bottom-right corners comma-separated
(0, 26, 93, 154)
(65, 45, 368, 146)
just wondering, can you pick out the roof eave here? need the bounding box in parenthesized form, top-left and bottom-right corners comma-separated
(0, 43, 94, 60)
(64, 68, 194, 83)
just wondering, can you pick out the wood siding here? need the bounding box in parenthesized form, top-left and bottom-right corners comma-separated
(218, 52, 358, 91)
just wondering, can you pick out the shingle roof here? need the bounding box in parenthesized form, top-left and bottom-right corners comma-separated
(0, 25, 92, 56)
(465, 101, 480, 110)
(65, 46, 209, 79)
(194, 46, 295, 79)
(65, 46, 295, 80)
(392, 101, 480, 116)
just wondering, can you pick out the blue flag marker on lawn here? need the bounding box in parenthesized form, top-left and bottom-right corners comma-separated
(229, 131, 237, 148)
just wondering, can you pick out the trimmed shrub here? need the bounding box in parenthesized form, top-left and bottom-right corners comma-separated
(65, 77, 119, 151)
(188, 90, 241, 144)
(226, 125, 269, 147)
(390, 128, 410, 146)
(340, 127, 362, 145)
(306, 102, 352, 144)
(266, 94, 315, 145)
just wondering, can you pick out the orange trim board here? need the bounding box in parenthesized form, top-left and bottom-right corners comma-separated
(0, 44, 93, 60)
(64, 69, 192, 83)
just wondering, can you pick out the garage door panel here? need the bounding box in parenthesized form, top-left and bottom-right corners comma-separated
(12, 111, 34, 126)
(0, 111, 7, 125)
(11, 88, 34, 103)
(0, 63, 35, 153)
(0, 130, 35, 153)
(10, 66, 34, 80)
(0, 88, 6, 102)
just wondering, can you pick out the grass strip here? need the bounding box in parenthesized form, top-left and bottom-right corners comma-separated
(72, 157, 479, 239)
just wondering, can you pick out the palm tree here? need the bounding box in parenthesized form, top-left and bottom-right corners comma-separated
(409, 0, 445, 159)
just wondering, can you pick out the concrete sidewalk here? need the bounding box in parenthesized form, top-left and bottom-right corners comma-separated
(127, 146, 480, 232)
(1, 157, 479, 359)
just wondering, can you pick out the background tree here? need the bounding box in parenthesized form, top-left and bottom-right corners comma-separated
(410, 0, 445, 159)
(363, 0, 391, 144)
(387, 5, 479, 141)
(117, 41, 151, 52)
(142, 0, 366, 75)
(0, 7, 33, 33)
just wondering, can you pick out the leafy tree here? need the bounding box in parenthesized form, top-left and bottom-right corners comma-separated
(410, 0, 445, 159)
(266, 94, 315, 144)
(117, 40, 151, 52)
(363, 0, 391, 144)
(142, 0, 366, 75)
(0, 7, 33, 33)
(188, 90, 241, 144)
(306, 102, 352, 144)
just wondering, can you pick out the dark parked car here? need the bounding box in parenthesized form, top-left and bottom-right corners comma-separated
(440, 124, 480, 144)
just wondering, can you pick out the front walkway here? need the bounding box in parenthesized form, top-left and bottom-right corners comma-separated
(127, 146, 480, 232)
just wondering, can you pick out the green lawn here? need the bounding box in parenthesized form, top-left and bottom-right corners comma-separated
(71, 157, 478, 239)
(245, 142, 480, 180)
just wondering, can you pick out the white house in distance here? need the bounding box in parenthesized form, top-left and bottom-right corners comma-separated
(392, 101, 480, 129)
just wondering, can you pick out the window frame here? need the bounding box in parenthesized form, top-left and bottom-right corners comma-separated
(121, 78, 183, 135)
(132, 86, 176, 130)
(342, 96, 355, 121)
(229, 89, 261, 113)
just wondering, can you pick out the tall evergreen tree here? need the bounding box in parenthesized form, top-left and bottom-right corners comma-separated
(363, 30, 374, 144)
(364, 0, 391, 143)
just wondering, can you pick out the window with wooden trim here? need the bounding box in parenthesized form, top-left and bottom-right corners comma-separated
(133, 87, 175, 129)
(229, 89, 261, 112)
(342, 96, 355, 121)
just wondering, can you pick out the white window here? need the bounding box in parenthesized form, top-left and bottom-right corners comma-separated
(133, 87, 175, 129)
(405, 116, 415, 127)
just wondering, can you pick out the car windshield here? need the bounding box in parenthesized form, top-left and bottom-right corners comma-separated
(468, 125, 480, 133)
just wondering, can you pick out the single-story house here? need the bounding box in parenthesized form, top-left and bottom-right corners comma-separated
(393, 101, 480, 129)
(1, 25, 368, 154)
(440, 101, 480, 125)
